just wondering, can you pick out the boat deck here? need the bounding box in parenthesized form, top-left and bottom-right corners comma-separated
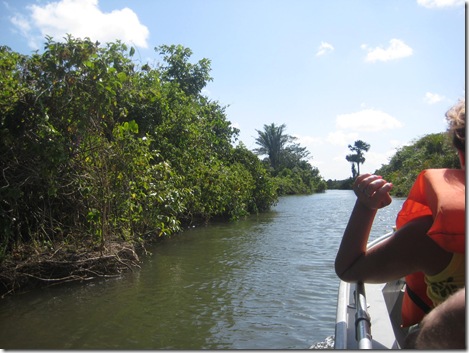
(335, 279, 408, 349)
(334, 232, 411, 350)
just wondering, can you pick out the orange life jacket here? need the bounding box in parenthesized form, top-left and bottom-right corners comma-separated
(395, 169, 465, 327)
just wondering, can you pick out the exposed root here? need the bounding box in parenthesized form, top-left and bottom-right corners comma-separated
(0, 241, 141, 298)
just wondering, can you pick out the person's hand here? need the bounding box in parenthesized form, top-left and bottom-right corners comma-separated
(354, 174, 393, 210)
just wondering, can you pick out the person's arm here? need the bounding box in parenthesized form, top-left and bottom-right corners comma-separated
(335, 174, 452, 283)
(335, 174, 392, 281)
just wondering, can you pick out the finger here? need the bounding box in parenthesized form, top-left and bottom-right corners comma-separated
(376, 183, 393, 207)
(366, 178, 387, 192)
(365, 178, 393, 199)
(358, 175, 383, 194)
(376, 182, 393, 195)
(373, 180, 392, 195)
(355, 174, 378, 189)
(354, 174, 372, 188)
(382, 182, 393, 192)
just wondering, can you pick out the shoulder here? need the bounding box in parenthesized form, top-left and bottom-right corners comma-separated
(386, 216, 452, 275)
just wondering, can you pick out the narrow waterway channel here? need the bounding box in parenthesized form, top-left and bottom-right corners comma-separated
(0, 190, 405, 349)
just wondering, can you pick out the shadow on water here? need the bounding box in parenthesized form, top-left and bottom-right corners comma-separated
(0, 190, 404, 349)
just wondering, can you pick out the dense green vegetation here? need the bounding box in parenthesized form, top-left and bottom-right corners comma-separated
(0, 37, 262, 259)
(326, 178, 354, 190)
(375, 132, 460, 196)
(254, 123, 327, 195)
(0, 36, 327, 265)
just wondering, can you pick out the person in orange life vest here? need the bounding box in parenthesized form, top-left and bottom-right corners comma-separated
(334, 98, 465, 328)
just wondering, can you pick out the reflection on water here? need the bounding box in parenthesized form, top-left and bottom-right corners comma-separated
(0, 190, 404, 349)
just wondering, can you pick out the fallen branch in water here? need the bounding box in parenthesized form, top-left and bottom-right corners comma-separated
(0, 241, 141, 298)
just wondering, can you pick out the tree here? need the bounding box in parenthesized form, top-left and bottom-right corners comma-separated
(0, 36, 280, 261)
(253, 123, 325, 194)
(351, 163, 357, 179)
(375, 132, 459, 196)
(254, 123, 309, 172)
(346, 140, 370, 178)
(157, 44, 212, 96)
(281, 141, 310, 169)
(254, 123, 289, 171)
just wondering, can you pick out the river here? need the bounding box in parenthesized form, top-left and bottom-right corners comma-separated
(0, 190, 405, 349)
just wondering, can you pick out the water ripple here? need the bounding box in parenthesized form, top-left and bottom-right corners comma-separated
(0, 190, 404, 349)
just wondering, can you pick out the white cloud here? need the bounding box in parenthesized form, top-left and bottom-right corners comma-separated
(361, 39, 413, 63)
(389, 139, 408, 150)
(10, 14, 31, 36)
(294, 134, 324, 147)
(336, 109, 403, 132)
(11, 0, 149, 49)
(9, 12, 41, 49)
(417, 0, 465, 8)
(316, 41, 334, 56)
(365, 151, 390, 169)
(326, 130, 359, 145)
(423, 92, 446, 104)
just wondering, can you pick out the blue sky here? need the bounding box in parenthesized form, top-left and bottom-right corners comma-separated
(1, 0, 465, 180)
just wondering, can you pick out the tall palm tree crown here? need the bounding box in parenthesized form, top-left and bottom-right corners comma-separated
(254, 123, 290, 171)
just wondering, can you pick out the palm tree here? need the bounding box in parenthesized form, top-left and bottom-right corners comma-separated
(346, 140, 370, 177)
(254, 123, 290, 171)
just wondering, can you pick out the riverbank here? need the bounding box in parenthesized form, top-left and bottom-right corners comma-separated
(0, 239, 142, 298)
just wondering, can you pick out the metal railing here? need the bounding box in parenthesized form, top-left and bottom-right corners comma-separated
(355, 282, 372, 349)
(334, 230, 396, 349)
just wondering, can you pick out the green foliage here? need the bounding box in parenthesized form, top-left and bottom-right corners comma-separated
(254, 123, 292, 172)
(157, 44, 212, 96)
(0, 36, 279, 260)
(253, 123, 326, 195)
(231, 143, 278, 212)
(375, 133, 460, 196)
(76, 123, 186, 248)
(273, 163, 326, 195)
(326, 178, 354, 190)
